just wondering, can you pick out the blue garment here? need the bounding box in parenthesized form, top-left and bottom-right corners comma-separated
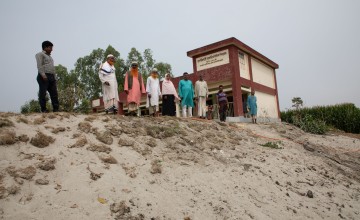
(217, 92, 227, 102)
(178, 79, 194, 107)
(247, 95, 257, 115)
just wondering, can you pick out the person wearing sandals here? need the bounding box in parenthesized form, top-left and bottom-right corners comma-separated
(99, 54, 119, 114)
(146, 68, 161, 117)
(194, 74, 209, 119)
(124, 61, 146, 116)
(178, 72, 194, 117)
(161, 73, 180, 116)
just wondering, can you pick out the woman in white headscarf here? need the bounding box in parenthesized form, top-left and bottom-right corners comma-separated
(161, 73, 180, 116)
(99, 54, 119, 114)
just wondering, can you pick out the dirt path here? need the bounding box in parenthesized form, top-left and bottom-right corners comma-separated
(0, 113, 359, 219)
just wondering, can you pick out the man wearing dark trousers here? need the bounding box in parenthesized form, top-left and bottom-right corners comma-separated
(35, 41, 59, 112)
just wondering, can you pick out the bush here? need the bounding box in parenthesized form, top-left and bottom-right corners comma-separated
(76, 99, 91, 114)
(20, 99, 41, 114)
(281, 103, 360, 134)
(293, 114, 328, 134)
(20, 97, 53, 114)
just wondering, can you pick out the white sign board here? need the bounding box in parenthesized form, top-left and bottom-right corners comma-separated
(92, 99, 100, 107)
(196, 49, 229, 71)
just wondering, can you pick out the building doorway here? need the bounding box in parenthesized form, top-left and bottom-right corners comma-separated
(242, 92, 249, 118)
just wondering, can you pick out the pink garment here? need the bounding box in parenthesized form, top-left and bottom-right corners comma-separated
(124, 73, 145, 105)
(162, 79, 179, 100)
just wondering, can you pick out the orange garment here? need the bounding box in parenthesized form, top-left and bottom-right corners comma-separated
(124, 72, 145, 105)
(131, 68, 138, 77)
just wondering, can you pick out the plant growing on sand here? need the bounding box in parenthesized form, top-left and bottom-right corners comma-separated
(259, 141, 283, 149)
(293, 114, 328, 135)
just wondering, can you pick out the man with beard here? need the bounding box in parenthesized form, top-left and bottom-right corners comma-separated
(124, 61, 146, 116)
(98, 54, 119, 114)
(146, 68, 161, 117)
(194, 74, 209, 119)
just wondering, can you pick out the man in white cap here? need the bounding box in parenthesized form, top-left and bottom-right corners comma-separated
(146, 68, 161, 117)
(99, 54, 119, 114)
(194, 74, 209, 119)
(124, 61, 145, 116)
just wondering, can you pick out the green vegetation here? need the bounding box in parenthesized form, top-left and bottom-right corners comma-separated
(145, 122, 184, 139)
(259, 141, 283, 149)
(291, 97, 303, 110)
(281, 103, 360, 134)
(293, 114, 328, 134)
(20, 99, 42, 114)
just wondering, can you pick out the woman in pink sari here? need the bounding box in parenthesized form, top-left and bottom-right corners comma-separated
(161, 73, 179, 116)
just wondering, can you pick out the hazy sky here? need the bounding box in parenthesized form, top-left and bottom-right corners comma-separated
(0, 0, 359, 112)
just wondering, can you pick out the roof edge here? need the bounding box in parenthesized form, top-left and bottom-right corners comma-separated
(187, 37, 279, 69)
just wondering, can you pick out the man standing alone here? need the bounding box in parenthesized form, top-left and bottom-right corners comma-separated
(35, 41, 59, 113)
(194, 74, 209, 119)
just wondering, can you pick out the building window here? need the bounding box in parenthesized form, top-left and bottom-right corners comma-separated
(239, 52, 245, 66)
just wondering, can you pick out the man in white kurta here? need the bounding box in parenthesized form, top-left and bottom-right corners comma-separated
(195, 74, 209, 119)
(99, 54, 119, 114)
(146, 68, 161, 116)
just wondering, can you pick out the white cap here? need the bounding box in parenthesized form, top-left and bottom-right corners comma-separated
(152, 68, 158, 72)
(107, 54, 115, 58)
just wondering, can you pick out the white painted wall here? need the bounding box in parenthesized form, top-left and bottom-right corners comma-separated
(251, 58, 275, 89)
(92, 99, 100, 107)
(239, 51, 250, 80)
(255, 91, 278, 118)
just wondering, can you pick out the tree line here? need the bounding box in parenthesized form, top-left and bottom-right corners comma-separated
(21, 46, 172, 113)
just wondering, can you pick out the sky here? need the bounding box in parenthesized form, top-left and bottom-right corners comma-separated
(0, 0, 359, 112)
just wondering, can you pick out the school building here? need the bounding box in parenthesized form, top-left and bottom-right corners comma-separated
(92, 37, 280, 121)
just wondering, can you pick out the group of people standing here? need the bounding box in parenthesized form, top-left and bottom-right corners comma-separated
(35, 40, 255, 122)
(99, 55, 178, 117)
(99, 54, 230, 120)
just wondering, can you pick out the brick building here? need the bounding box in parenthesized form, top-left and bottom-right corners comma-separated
(92, 37, 280, 121)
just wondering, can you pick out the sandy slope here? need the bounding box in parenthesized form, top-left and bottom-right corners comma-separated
(0, 112, 359, 220)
